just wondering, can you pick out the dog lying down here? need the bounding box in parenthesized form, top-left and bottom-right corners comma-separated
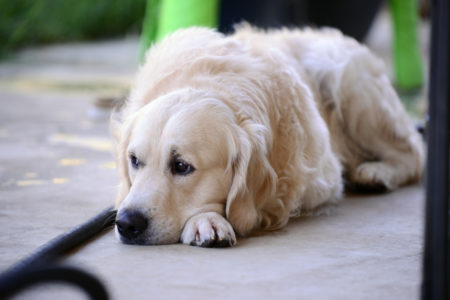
(112, 25, 424, 247)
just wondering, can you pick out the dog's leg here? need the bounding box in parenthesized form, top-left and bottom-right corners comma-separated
(332, 54, 425, 190)
(181, 212, 237, 247)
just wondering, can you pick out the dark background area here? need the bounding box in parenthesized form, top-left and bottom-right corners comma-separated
(0, 0, 385, 60)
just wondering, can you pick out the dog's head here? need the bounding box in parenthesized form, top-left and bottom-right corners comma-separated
(112, 88, 276, 245)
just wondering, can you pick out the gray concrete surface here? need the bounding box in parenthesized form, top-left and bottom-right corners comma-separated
(0, 14, 428, 300)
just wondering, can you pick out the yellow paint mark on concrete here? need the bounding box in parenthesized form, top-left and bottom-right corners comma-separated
(50, 134, 113, 152)
(52, 178, 69, 184)
(101, 161, 117, 169)
(59, 158, 86, 166)
(1, 78, 130, 94)
(16, 180, 46, 187)
(24, 172, 38, 179)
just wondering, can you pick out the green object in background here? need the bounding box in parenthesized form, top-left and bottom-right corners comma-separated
(389, 0, 424, 91)
(138, 0, 162, 63)
(0, 0, 146, 59)
(139, 0, 219, 63)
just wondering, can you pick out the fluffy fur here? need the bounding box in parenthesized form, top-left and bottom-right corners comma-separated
(111, 25, 424, 247)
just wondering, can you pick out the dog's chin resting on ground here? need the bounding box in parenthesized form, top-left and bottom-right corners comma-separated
(111, 25, 425, 247)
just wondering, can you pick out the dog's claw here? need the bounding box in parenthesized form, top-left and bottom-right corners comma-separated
(198, 238, 235, 248)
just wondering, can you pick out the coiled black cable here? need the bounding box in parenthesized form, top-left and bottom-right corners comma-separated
(0, 206, 116, 299)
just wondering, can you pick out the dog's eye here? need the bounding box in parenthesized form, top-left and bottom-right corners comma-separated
(171, 159, 195, 176)
(130, 154, 140, 169)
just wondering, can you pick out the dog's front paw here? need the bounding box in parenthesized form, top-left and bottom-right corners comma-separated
(181, 212, 237, 248)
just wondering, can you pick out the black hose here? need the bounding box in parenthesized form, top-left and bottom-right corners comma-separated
(0, 206, 116, 299)
(0, 264, 109, 300)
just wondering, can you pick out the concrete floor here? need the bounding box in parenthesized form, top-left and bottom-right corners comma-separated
(0, 13, 428, 300)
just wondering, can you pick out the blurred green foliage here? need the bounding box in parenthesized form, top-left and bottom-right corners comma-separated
(0, 0, 146, 58)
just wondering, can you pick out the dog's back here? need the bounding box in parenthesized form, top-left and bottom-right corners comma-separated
(233, 25, 425, 190)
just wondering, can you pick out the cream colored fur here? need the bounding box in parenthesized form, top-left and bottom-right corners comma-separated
(112, 25, 424, 247)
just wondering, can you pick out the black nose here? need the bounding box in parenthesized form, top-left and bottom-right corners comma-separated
(116, 210, 149, 240)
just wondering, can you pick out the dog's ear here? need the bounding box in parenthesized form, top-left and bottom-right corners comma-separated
(225, 122, 277, 236)
(109, 107, 122, 145)
(111, 111, 136, 208)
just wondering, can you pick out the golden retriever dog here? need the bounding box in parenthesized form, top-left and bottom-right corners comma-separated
(111, 25, 424, 247)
